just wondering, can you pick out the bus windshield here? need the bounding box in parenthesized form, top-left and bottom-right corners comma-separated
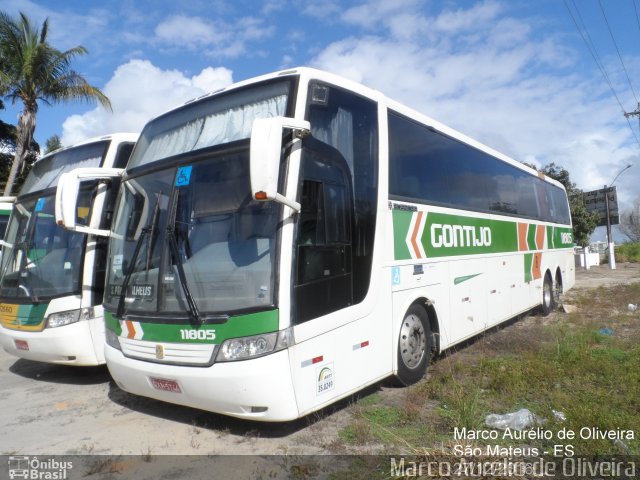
(0, 140, 113, 301)
(105, 154, 279, 317)
(0, 195, 87, 300)
(104, 81, 292, 318)
(19, 141, 108, 195)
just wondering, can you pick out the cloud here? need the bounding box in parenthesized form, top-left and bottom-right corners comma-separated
(61, 60, 233, 145)
(155, 15, 225, 47)
(153, 14, 274, 58)
(310, 0, 640, 208)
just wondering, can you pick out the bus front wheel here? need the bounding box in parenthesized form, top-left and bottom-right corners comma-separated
(394, 304, 431, 386)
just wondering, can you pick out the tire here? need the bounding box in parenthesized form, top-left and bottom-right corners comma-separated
(394, 304, 431, 386)
(553, 272, 563, 306)
(540, 273, 555, 316)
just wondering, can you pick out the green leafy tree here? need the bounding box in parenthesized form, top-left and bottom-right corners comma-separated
(538, 163, 598, 247)
(0, 11, 111, 195)
(44, 134, 62, 154)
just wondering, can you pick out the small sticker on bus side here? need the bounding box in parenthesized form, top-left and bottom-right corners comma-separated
(317, 363, 334, 395)
(35, 198, 46, 212)
(392, 267, 401, 285)
(175, 166, 193, 187)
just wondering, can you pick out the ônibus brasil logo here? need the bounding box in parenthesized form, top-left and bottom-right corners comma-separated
(8, 456, 73, 479)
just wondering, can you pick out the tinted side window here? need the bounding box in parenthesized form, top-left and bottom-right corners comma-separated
(388, 111, 570, 225)
(113, 142, 135, 169)
(0, 216, 8, 239)
(294, 83, 378, 323)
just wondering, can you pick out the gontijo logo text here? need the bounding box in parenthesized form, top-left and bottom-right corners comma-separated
(431, 223, 492, 248)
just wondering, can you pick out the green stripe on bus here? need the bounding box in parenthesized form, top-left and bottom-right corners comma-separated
(421, 212, 518, 258)
(454, 273, 483, 285)
(527, 224, 537, 250)
(524, 254, 533, 283)
(392, 210, 412, 260)
(18, 303, 48, 326)
(393, 208, 574, 260)
(105, 309, 279, 344)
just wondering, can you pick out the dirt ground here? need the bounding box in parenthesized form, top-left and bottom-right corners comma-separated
(1, 263, 638, 458)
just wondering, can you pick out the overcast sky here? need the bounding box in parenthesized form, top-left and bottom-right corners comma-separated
(2, 0, 639, 240)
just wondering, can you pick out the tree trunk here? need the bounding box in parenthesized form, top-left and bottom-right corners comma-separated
(3, 109, 36, 196)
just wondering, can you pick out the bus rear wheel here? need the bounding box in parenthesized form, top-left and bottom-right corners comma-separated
(541, 273, 555, 316)
(395, 304, 431, 386)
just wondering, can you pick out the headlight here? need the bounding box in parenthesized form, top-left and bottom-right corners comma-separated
(216, 327, 295, 362)
(46, 309, 81, 328)
(105, 328, 121, 351)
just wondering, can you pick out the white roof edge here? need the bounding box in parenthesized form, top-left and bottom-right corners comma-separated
(39, 132, 139, 160)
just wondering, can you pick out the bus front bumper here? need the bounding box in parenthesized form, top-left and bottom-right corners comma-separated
(105, 344, 300, 421)
(0, 320, 103, 366)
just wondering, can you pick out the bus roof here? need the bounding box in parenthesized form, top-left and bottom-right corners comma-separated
(39, 132, 139, 161)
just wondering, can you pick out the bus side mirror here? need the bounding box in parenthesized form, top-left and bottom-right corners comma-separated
(250, 116, 310, 213)
(56, 167, 124, 237)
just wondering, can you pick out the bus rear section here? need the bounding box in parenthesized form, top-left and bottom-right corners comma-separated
(0, 133, 138, 365)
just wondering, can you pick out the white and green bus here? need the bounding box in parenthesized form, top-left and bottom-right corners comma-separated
(0, 133, 138, 365)
(57, 68, 574, 420)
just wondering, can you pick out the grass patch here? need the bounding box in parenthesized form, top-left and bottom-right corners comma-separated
(615, 242, 640, 263)
(338, 283, 640, 455)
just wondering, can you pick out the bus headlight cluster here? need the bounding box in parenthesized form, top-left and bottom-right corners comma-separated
(46, 307, 94, 328)
(46, 309, 81, 328)
(216, 328, 295, 362)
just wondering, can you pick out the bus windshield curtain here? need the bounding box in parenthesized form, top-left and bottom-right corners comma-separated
(137, 90, 288, 166)
(310, 108, 354, 172)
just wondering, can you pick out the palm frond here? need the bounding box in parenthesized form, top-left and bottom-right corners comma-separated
(0, 10, 112, 194)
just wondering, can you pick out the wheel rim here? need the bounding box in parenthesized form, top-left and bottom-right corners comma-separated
(399, 313, 426, 369)
(543, 278, 552, 308)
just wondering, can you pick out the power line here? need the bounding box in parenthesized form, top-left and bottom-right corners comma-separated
(633, 0, 640, 38)
(598, 0, 639, 103)
(563, 0, 640, 148)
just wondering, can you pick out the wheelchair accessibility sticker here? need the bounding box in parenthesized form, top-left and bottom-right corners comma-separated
(175, 165, 193, 187)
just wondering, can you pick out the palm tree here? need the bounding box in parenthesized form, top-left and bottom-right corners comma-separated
(0, 11, 111, 195)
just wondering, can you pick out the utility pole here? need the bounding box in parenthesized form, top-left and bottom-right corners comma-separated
(624, 103, 640, 121)
(604, 165, 632, 270)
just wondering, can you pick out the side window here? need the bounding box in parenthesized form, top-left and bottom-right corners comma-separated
(113, 142, 135, 169)
(388, 111, 571, 225)
(294, 83, 378, 323)
(294, 144, 353, 323)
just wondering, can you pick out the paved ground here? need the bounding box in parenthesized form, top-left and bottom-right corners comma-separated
(0, 263, 638, 458)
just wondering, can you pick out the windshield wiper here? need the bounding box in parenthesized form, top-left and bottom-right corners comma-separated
(116, 226, 151, 318)
(166, 228, 203, 325)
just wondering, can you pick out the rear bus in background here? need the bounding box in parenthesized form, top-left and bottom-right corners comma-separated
(0, 198, 15, 239)
(0, 133, 138, 365)
(56, 68, 574, 420)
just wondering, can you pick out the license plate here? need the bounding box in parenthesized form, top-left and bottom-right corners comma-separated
(14, 340, 29, 351)
(149, 377, 181, 393)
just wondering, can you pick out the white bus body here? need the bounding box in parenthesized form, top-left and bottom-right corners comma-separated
(58, 68, 574, 419)
(0, 133, 138, 365)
